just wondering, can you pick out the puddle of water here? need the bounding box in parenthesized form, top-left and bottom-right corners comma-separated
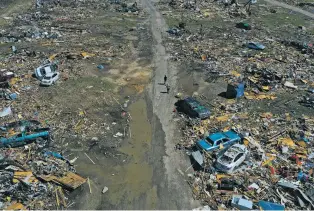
(106, 99, 155, 208)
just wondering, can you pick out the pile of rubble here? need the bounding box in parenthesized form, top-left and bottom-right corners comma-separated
(0, 0, 140, 209)
(174, 94, 314, 210)
(0, 120, 86, 210)
(164, 0, 314, 209)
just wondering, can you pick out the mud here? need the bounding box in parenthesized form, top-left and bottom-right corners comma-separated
(72, 98, 158, 209)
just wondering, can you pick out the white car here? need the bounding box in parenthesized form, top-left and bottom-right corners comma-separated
(215, 144, 249, 173)
(40, 72, 60, 86)
(35, 63, 58, 80)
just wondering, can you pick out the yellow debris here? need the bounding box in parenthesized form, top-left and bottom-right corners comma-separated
(226, 99, 236, 104)
(260, 112, 273, 118)
(262, 86, 270, 91)
(215, 115, 230, 122)
(13, 171, 38, 184)
(203, 12, 210, 17)
(5, 202, 25, 210)
(78, 110, 85, 117)
(243, 139, 249, 146)
(9, 77, 20, 85)
(248, 76, 259, 84)
(244, 92, 277, 100)
(301, 79, 308, 84)
(81, 52, 96, 58)
(49, 53, 58, 62)
(222, 127, 230, 132)
(278, 137, 295, 148)
(216, 174, 230, 182)
(230, 70, 241, 77)
(262, 156, 275, 166)
(41, 41, 53, 46)
(74, 119, 84, 132)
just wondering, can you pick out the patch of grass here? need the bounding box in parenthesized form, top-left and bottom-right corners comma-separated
(259, 12, 309, 28)
(0, 0, 33, 26)
(165, 15, 226, 29)
(165, 16, 180, 27)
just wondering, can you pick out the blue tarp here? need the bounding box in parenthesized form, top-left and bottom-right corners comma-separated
(44, 151, 64, 160)
(236, 83, 245, 98)
(226, 83, 245, 98)
(258, 200, 285, 211)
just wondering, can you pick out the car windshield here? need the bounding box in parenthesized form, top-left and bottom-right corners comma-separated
(220, 155, 233, 163)
(40, 68, 46, 75)
(205, 137, 215, 145)
(231, 146, 244, 153)
(44, 76, 51, 80)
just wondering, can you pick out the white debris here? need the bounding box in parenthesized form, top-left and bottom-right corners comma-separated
(113, 132, 123, 137)
(102, 186, 109, 194)
(284, 81, 298, 89)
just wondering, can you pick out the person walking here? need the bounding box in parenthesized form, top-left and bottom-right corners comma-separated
(164, 75, 167, 84)
(166, 84, 170, 94)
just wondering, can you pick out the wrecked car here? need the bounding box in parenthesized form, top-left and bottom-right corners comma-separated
(167, 27, 182, 36)
(196, 130, 241, 152)
(176, 97, 210, 119)
(40, 72, 60, 86)
(215, 144, 249, 173)
(35, 63, 58, 80)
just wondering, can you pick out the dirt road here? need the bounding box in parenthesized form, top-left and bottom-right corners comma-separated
(141, 0, 199, 209)
(263, 0, 314, 18)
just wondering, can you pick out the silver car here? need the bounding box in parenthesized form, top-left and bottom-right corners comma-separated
(215, 144, 249, 173)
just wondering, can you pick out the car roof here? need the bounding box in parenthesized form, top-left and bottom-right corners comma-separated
(197, 139, 212, 151)
(223, 130, 240, 139)
(184, 97, 200, 105)
(208, 132, 226, 142)
(184, 97, 210, 112)
(44, 73, 55, 76)
(224, 144, 246, 158)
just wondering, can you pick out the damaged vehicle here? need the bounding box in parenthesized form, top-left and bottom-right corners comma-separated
(35, 63, 58, 80)
(176, 97, 210, 119)
(215, 144, 249, 173)
(40, 72, 60, 86)
(196, 130, 241, 152)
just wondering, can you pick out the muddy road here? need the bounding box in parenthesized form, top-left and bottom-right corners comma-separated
(71, 0, 199, 209)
